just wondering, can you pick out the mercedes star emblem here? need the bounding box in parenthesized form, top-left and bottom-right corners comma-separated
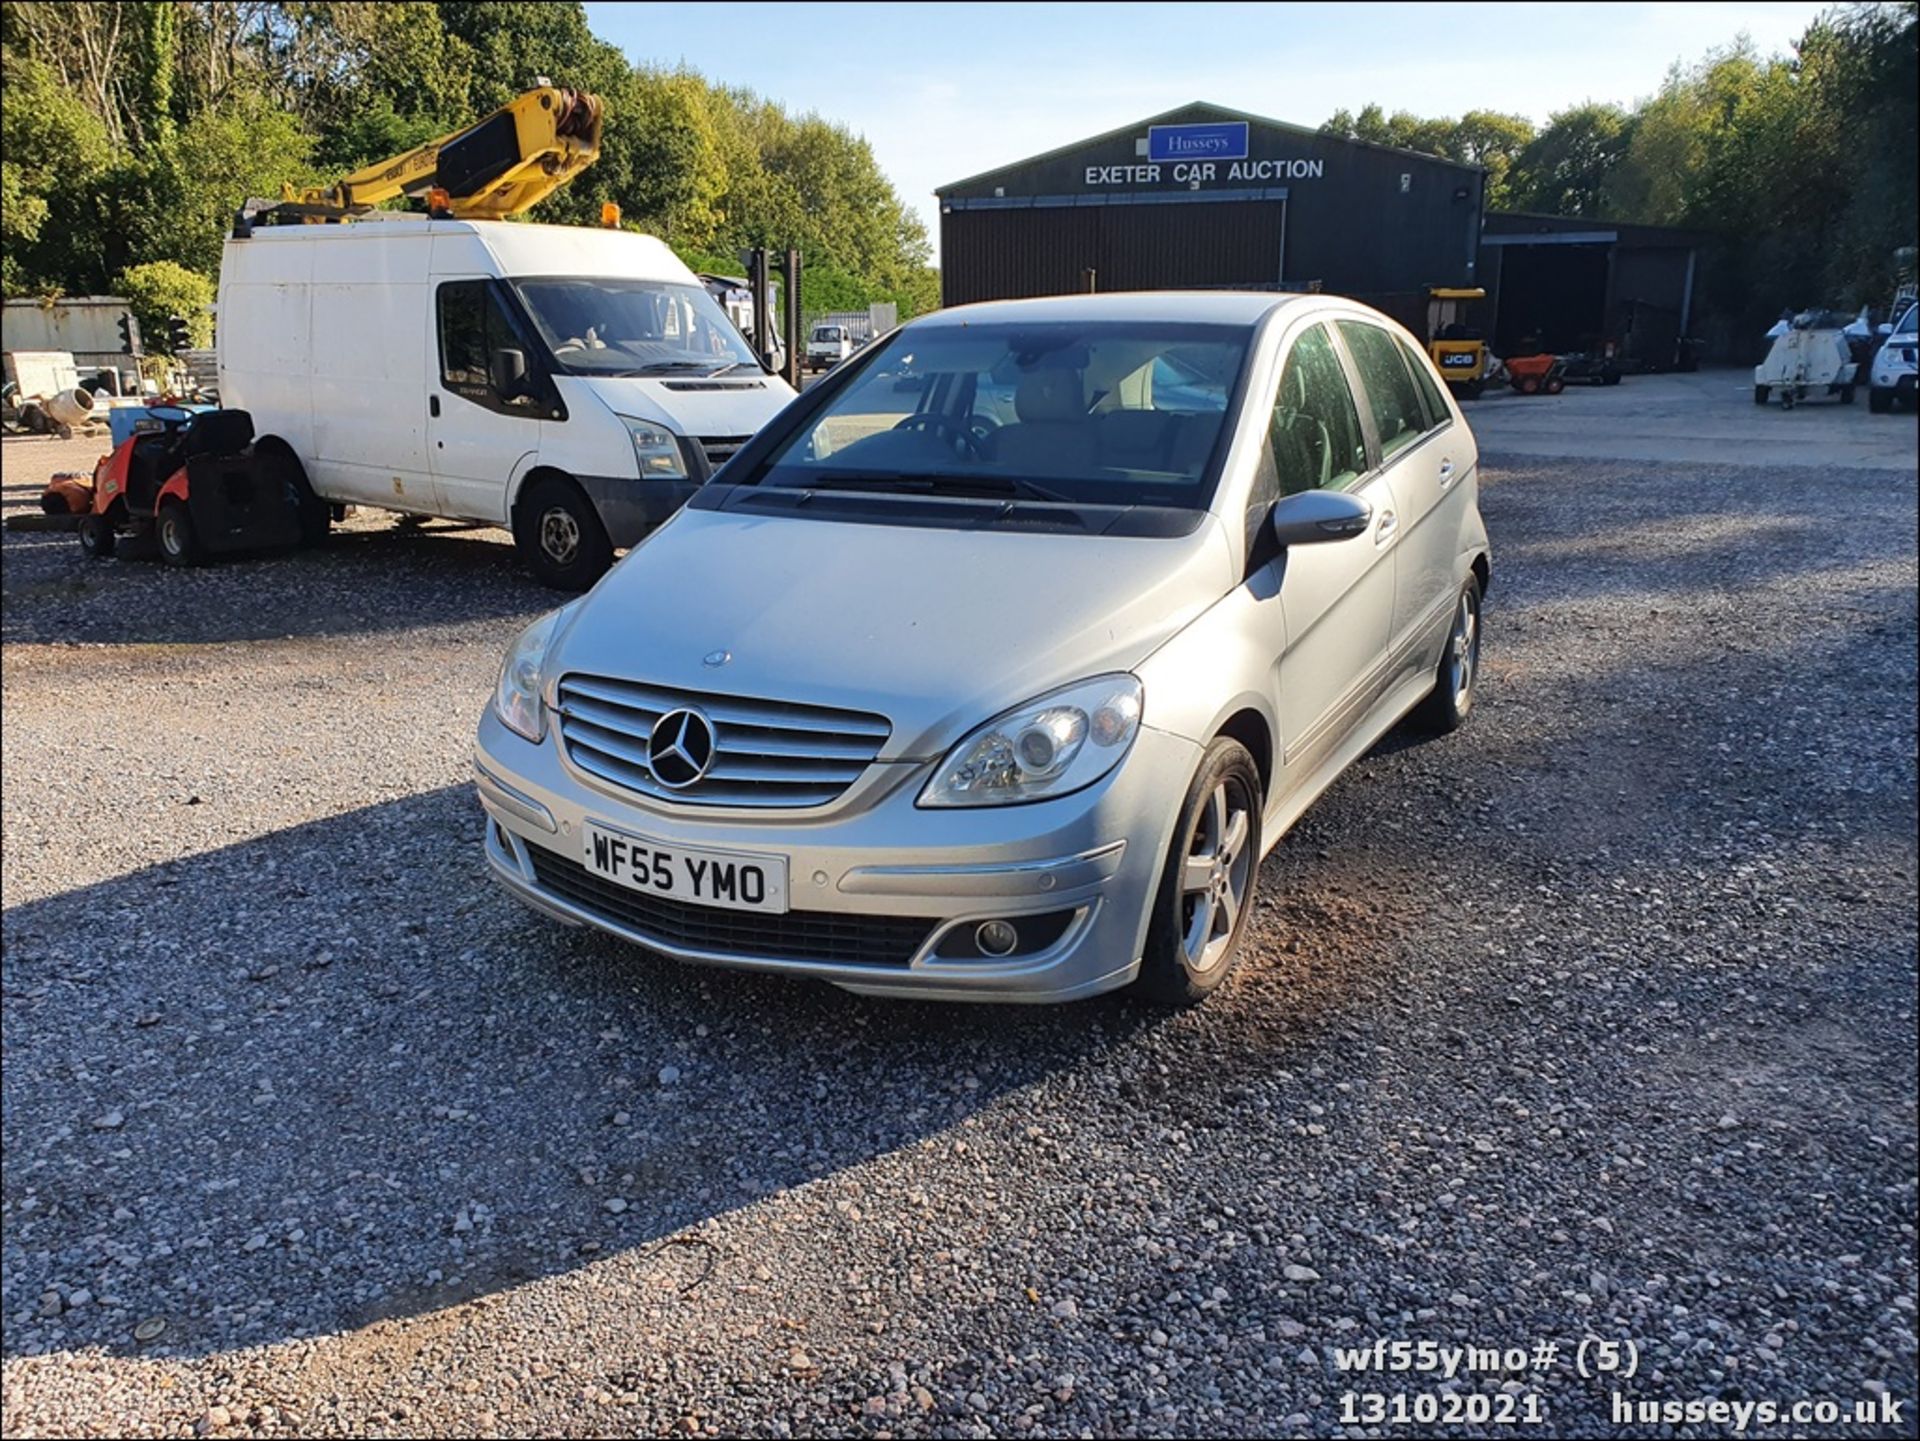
(647, 708, 716, 789)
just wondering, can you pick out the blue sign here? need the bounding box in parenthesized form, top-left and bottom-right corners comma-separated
(1147, 122, 1250, 163)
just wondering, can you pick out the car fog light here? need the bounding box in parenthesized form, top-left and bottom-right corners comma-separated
(975, 920, 1020, 957)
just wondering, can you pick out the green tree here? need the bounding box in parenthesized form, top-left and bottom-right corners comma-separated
(115, 260, 215, 351)
(1508, 102, 1634, 216)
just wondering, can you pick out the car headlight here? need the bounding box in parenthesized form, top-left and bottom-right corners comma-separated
(616, 415, 688, 479)
(493, 608, 565, 742)
(919, 675, 1143, 808)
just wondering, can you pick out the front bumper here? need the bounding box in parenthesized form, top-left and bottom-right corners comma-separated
(473, 707, 1200, 1002)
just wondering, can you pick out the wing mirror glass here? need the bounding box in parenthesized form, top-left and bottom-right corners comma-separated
(1270, 489, 1372, 547)
(490, 348, 528, 398)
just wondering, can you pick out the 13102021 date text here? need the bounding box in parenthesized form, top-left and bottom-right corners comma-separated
(1340, 1391, 1549, 1427)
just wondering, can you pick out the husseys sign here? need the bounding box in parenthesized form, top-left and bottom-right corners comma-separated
(1084, 122, 1326, 189)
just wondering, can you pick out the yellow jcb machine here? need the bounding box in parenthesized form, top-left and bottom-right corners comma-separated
(259, 85, 603, 224)
(1426, 287, 1491, 400)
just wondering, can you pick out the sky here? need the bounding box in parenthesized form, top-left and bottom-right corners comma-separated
(584, 1, 1835, 259)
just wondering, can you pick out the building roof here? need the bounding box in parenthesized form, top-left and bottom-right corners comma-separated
(936, 100, 1482, 195)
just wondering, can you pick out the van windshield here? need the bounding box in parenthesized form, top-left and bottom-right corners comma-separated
(744, 321, 1252, 510)
(513, 277, 760, 376)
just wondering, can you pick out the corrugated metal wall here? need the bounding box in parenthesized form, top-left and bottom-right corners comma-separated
(943, 200, 1285, 306)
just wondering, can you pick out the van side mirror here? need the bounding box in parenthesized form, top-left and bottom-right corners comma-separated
(1877, 322, 1893, 336)
(1270, 489, 1372, 547)
(490, 348, 528, 398)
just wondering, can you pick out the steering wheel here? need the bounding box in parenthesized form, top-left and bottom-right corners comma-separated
(893, 412, 985, 460)
(146, 404, 197, 425)
(966, 413, 1004, 448)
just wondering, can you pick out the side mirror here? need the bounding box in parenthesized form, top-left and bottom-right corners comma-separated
(1270, 489, 1372, 547)
(490, 348, 528, 398)
(1876, 322, 1893, 336)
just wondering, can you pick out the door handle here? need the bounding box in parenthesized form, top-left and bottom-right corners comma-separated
(1374, 508, 1398, 546)
(1438, 457, 1454, 486)
(429, 395, 441, 418)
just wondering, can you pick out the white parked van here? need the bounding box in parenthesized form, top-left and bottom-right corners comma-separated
(217, 219, 797, 587)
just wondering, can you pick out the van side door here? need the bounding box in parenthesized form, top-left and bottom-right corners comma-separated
(427, 278, 557, 524)
(308, 236, 431, 506)
(1334, 319, 1463, 685)
(1263, 322, 1400, 794)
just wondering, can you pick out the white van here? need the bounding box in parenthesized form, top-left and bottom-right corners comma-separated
(217, 219, 797, 587)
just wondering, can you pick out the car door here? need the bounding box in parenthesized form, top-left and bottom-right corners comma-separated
(429, 278, 550, 523)
(1334, 319, 1461, 685)
(1262, 321, 1400, 790)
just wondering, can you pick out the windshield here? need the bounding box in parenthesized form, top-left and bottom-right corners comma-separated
(748, 321, 1251, 509)
(1895, 304, 1918, 337)
(513, 277, 759, 376)
(813, 326, 843, 342)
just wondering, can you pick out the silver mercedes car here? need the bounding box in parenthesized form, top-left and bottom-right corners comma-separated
(474, 292, 1489, 1005)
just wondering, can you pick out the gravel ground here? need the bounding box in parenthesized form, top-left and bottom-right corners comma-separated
(2, 429, 1915, 1438)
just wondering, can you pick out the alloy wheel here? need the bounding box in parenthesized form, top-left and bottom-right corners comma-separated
(1449, 589, 1480, 712)
(1180, 777, 1254, 974)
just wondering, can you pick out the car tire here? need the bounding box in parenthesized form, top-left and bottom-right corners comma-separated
(1868, 386, 1892, 413)
(514, 475, 614, 591)
(77, 513, 115, 559)
(157, 500, 201, 567)
(1544, 377, 1566, 395)
(1754, 385, 1770, 406)
(1136, 738, 1264, 1008)
(1414, 574, 1483, 734)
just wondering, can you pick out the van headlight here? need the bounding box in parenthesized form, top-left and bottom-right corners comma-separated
(919, 675, 1143, 808)
(493, 609, 565, 742)
(616, 415, 688, 478)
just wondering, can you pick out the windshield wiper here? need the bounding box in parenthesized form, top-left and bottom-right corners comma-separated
(704, 361, 759, 376)
(795, 472, 1073, 504)
(634, 360, 721, 375)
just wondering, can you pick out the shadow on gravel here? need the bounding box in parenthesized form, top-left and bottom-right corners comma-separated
(0, 783, 1163, 1360)
(0, 520, 552, 645)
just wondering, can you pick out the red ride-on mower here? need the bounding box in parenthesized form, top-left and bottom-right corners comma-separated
(57, 407, 320, 566)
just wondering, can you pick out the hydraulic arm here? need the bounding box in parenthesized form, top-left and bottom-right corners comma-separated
(273, 86, 602, 222)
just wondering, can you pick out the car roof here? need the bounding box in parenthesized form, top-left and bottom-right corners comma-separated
(909, 291, 1315, 331)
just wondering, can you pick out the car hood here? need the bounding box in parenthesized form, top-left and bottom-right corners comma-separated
(550, 507, 1234, 757)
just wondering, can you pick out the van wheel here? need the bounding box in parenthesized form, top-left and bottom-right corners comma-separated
(157, 501, 202, 567)
(1136, 738, 1263, 1008)
(1753, 385, 1770, 406)
(515, 476, 613, 591)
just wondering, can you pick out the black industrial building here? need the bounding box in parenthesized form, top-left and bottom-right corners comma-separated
(937, 102, 1485, 334)
(1479, 211, 1704, 368)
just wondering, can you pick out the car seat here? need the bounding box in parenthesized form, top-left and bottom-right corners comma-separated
(992, 369, 1096, 475)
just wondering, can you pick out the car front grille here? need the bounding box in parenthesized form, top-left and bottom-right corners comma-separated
(699, 435, 752, 473)
(555, 674, 891, 809)
(525, 844, 931, 967)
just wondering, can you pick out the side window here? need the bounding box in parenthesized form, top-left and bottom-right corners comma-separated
(1269, 324, 1368, 497)
(1337, 320, 1432, 460)
(438, 281, 491, 391)
(1397, 335, 1453, 430)
(438, 280, 542, 411)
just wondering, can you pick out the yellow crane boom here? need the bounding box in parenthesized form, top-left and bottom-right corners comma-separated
(277, 86, 603, 222)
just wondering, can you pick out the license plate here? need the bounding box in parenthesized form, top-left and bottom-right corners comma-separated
(581, 823, 789, 914)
